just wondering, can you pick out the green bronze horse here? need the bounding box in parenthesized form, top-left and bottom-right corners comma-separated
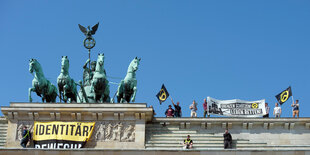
(28, 59, 58, 102)
(57, 56, 77, 103)
(116, 57, 141, 103)
(91, 53, 110, 103)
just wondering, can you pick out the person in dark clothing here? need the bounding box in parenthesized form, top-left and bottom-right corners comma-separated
(171, 97, 182, 117)
(165, 105, 174, 117)
(203, 98, 210, 118)
(223, 129, 232, 149)
(183, 135, 193, 149)
(291, 100, 300, 118)
(20, 126, 31, 148)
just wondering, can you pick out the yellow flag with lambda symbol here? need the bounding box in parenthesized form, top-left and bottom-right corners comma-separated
(156, 84, 169, 105)
(275, 86, 292, 105)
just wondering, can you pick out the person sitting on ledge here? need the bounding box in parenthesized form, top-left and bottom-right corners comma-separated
(183, 135, 193, 149)
(165, 105, 174, 117)
(223, 129, 232, 149)
(20, 126, 31, 148)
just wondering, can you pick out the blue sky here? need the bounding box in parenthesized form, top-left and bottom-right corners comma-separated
(1, 0, 310, 117)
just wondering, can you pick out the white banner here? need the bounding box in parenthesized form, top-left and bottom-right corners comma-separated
(207, 97, 266, 117)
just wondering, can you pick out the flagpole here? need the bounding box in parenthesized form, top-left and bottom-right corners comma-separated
(170, 96, 174, 105)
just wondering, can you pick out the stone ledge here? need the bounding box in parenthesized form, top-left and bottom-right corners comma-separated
(1, 148, 310, 152)
(153, 117, 310, 122)
(152, 117, 310, 130)
(2, 103, 153, 122)
(8, 102, 148, 108)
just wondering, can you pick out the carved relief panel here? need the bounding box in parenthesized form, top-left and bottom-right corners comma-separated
(93, 121, 135, 142)
(16, 121, 34, 140)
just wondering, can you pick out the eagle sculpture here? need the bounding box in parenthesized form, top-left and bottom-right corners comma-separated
(78, 22, 99, 39)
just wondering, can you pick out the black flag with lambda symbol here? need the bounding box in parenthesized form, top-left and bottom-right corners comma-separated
(156, 84, 169, 105)
(275, 86, 292, 105)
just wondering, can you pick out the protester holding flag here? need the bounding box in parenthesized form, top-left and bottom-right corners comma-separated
(291, 100, 300, 118)
(171, 97, 182, 117)
(273, 103, 282, 118)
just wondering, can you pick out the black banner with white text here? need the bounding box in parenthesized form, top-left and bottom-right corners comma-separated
(207, 97, 266, 117)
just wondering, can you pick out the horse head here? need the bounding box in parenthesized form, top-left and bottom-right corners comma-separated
(29, 58, 39, 74)
(61, 56, 69, 73)
(95, 53, 105, 72)
(128, 57, 141, 72)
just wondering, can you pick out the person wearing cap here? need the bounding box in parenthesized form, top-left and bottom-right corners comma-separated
(183, 135, 193, 149)
(165, 105, 174, 117)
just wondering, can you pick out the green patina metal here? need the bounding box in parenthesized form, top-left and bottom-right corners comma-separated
(57, 56, 78, 103)
(28, 22, 141, 103)
(28, 59, 58, 103)
(91, 53, 110, 103)
(78, 22, 99, 50)
(77, 54, 110, 103)
(116, 57, 141, 103)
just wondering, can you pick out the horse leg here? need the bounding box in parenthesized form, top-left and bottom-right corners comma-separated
(103, 84, 110, 103)
(50, 85, 57, 103)
(28, 87, 35, 103)
(63, 85, 68, 103)
(121, 89, 128, 103)
(42, 94, 45, 103)
(130, 86, 137, 103)
(71, 80, 77, 103)
(58, 89, 62, 103)
(103, 81, 110, 103)
(117, 81, 124, 103)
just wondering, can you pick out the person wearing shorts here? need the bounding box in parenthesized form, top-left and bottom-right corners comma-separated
(291, 100, 300, 118)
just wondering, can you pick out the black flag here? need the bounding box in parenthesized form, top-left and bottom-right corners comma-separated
(156, 84, 169, 104)
(275, 86, 292, 105)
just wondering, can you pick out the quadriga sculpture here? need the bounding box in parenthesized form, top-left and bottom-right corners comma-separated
(28, 59, 58, 102)
(117, 57, 141, 103)
(91, 53, 110, 102)
(57, 56, 77, 103)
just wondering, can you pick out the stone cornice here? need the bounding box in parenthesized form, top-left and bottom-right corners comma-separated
(1, 103, 153, 122)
